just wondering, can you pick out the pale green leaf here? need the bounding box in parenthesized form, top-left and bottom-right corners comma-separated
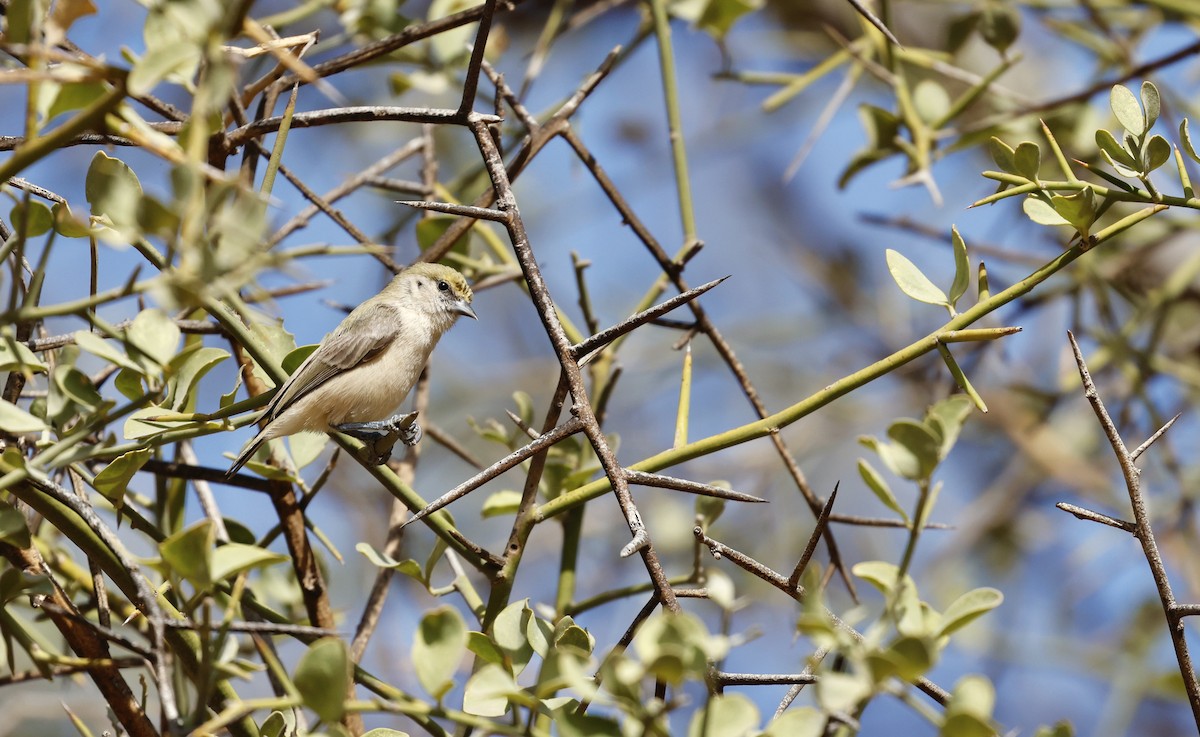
(1110, 84, 1145, 136)
(948, 226, 970, 307)
(211, 543, 289, 582)
(886, 249, 948, 306)
(413, 606, 467, 700)
(1022, 197, 1069, 226)
(940, 587, 1003, 637)
(462, 663, 516, 717)
(686, 693, 759, 737)
(92, 448, 151, 507)
(294, 637, 350, 723)
(857, 459, 908, 521)
(0, 400, 46, 435)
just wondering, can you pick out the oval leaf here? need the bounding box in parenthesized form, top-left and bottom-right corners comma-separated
(939, 587, 1003, 636)
(0, 399, 47, 435)
(462, 663, 516, 717)
(886, 249, 948, 306)
(413, 606, 467, 700)
(1110, 84, 1145, 136)
(1013, 141, 1040, 180)
(857, 459, 908, 521)
(294, 637, 350, 724)
(948, 226, 970, 307)
(1140, 81, 1160, 131)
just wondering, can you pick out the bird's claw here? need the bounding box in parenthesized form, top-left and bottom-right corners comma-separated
(334, 411, 421, 466)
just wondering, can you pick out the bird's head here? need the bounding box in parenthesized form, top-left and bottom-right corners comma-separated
(386, 263, 477, 326)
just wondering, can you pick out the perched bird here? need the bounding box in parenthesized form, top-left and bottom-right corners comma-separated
(227, 263, 476, 476)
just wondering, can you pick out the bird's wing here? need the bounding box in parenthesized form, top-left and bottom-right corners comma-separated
(261, 302, 400, 422)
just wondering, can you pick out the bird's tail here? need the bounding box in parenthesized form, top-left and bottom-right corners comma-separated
(226, 430, 268, 478)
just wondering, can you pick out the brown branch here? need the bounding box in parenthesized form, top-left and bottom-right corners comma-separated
(693, 527, 949, 706)
(0, 542, 158, 737)
(1067, 331, 1200, 725)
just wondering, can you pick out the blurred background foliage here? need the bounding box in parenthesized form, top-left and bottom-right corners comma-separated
(2, 0, 1200, 735)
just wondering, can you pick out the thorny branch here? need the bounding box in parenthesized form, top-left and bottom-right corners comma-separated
(1063, 332, 1200, 727)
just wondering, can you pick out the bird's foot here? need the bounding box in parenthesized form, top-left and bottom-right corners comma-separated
(334, 411, 421, 466)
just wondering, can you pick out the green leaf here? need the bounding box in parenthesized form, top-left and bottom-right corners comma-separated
(129, 42, 202, 96)
(51, 201, 96, 238)
(5, 0, 34, 44)
(1181, 119, 1200, 164)
(466, 632, 507, 667)
(0, 399, 47, 435)
(857, 459, 908, 522)
(760, 707, 826, 737)
(355, 542, 425, 582)
(1050, 188, 1096, 235)
(85, 151, 144, 240)
(288, 432, 329, 471)
(493, 599, 533, 660)
(123, 405, 189, 441)
(362, 730, 411, 737)
(948, 226, 970, 307)
(0, 505, 31, 549)
(696, 0, 763, 39)
(211, 543, 288, 582)
(46, 81, 108, 125)
(73, 330, 143, 374)
(127, 309, 181, 374)
(1022, 197, 1069, 227)
(871, 635, 936, 682)
(10, 201, 53, 237)
(1144, 134, 1171, 172)
(886, 249, 948, 306)
(294, 637, 351, 724)
(939, 587, 1003, 636)
(1110, 84, 1145, 136)
(554, 624, 594, 656)
(526, 609, 554, 659)
(0, 335, 46, 374)
(1095, 128, 1140, 170)
(168, 346, 228, 412)
(553, 706, 622, 737)
(159, 520, 216, 587)
(1013, 141, 1040, 180)
(413, 606, 467, 700)
(695, 490, 726, 526)
(888, 419, 941, 479)
(426, 0, 476, 62)
(92, 448, 151, 508)
(815, 670, 871, 714)
(462, 663, 516, 717)
(481, 489, 522, 518)
(852, 560, 915, 596)
(978, 1, 1019, 54)
(1140, 81, 1161, 131)
(913, 79, 950, 126)
(687, 693, 759, 737)
(942, 674, 997, 736)
(926, 395, 973, 460)
(986, 137, 1016, 174)
(941, 714, 995, 737)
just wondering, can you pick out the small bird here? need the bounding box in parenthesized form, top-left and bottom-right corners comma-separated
(227, 263, 476, 477)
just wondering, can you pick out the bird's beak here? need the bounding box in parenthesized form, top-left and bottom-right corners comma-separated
(454, 300, 478, 320)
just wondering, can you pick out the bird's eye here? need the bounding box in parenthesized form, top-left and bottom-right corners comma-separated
(438, 280, 450, 292)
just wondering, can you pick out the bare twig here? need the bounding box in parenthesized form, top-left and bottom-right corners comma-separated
(1066, 331, 1200, 725)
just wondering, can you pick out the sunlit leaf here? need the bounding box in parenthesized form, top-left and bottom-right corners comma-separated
(413, 606, 467, 700)
(294, 637, 350, 723)
(1110, 84, 1145, 136)
(886, 249, 948, 306)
